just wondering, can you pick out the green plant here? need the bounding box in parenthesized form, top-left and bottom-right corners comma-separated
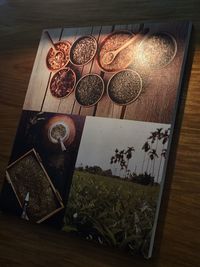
(63, 171, 159, 255)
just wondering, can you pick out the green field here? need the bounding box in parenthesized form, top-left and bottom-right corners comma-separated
(63, 170, 160, 255)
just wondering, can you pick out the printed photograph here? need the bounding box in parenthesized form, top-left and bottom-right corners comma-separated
(0, 110, 85, 228)
(23, 21, 190, 123)
(63, 116, 170, 256)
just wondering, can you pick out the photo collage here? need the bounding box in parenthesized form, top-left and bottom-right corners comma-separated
(0, 21, 191, 258)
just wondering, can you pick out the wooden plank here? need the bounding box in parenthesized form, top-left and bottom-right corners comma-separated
(53, 27, 78, 114)
(23, 28, 62, 111)
(42, 29, 68, 113)
(124, 21, 189, 123)
(71, 26, 94, 115)
(110, 24, 128, 119)
(117, 23, 141, 120)
(95, 25, 114, 118)
(79, 25, 102, 117)
(44, 27, 93, 115)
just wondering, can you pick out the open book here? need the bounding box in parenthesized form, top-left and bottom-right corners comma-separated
(0, 21, 192, 258)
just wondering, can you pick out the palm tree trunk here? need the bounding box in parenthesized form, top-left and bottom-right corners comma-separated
(152, 158, 156, 178)
(148, 160, 152, 175)
(146, 143, 153, 174)
(119, 168, 122, 178)
(141, 152, 146, 173)
(157, 144, 164, 182)
(157, 158, 163, 183)
(146, 156, 150, 174)
(115, 166, 117, 176)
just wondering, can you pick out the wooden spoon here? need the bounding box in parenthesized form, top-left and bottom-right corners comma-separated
(58, 137, 67, 152)
(102, 28, 149, 65)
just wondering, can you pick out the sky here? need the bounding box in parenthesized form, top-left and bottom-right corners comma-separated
(75, 116, 171, 183)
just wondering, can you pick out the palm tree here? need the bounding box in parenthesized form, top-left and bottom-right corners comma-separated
(110, 148, 125, 176)
(155, 128, 163, 150)
(110, 156, 115, 175)
(146, 130, 157, 173)
(148, 131, 157, 144)
(126, 169, 131, 179)
(124, 147, 135, 177)
(110, 149, 119, 176)
(120, 159, 127, 178)
(156, 128, 170, 182)
(157, 148, 167, 182)
(148, 149, 158, 177)
(145, 128, 164, 179)
(141, 141, 150, 173)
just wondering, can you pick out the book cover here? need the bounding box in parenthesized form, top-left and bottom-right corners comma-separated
(0, 21, 192, 258)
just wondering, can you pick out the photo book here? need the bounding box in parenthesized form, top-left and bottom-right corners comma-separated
(0, 21, 192, 258)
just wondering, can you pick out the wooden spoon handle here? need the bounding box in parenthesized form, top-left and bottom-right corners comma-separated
(115, 28, 149, 54)
(45, 30, 57, 49)
(59, 138, 66, 151)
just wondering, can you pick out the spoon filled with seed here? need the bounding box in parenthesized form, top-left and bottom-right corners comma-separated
(102, 28, 149, 65)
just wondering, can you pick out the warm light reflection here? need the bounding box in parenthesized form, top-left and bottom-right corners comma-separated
(132, 32, 177, 72)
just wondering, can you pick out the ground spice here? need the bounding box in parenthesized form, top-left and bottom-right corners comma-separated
(50, 68, 76, 98)
(75, 74, 104, 106)
(108, 70, 142, 105)
(46, 41, 71, 71)
(70, 36, 97, 65)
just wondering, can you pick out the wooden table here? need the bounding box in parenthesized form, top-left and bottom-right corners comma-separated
(0, 1, 199, 266)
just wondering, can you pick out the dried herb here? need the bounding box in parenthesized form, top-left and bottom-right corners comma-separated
(70, 36, 97, 65)
(75, 74, 104, 106)
(50, 68, 76, 98)
(108, 70, 142, 105)
(46, 41, 71, 71)
(8, 152, 60, 222)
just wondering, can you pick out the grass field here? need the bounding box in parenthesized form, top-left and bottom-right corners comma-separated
(63, 170, 160, 256)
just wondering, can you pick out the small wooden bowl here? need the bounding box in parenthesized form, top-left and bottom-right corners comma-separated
(49, 67, 76, 99)
(97, 30, 134, 73)
(137, 32, 177, 69)
(107, 69, 143, 106)
(46, 41, 71, 71)
(43, 115, 76, 151)
(75, 73, 104, 107)
(70, 35, 98, 66)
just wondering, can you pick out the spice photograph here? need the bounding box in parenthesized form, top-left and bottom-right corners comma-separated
(23, 22, 190, 123)
(63, 116, 171, 256)
(0, 110, 85, 228)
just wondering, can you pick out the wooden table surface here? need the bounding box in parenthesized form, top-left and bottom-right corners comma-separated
(0, 1, 199, 266)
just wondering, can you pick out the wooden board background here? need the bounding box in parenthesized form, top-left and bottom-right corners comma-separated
(23, 22, 189, 124)
(0, 1, 199, 267)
